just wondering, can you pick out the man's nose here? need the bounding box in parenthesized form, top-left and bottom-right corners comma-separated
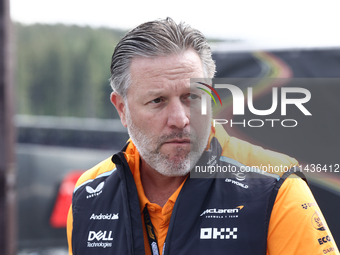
(166, 99, 189, 129)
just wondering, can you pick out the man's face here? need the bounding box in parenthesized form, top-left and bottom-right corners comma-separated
(113, 49, 211, 176)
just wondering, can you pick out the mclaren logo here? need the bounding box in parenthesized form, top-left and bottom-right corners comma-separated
(86, 182, 104, 199)
(200, 206, 244, 219)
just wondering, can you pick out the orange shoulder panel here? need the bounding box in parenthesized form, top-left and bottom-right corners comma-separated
(67, 206, 73, 255)
(74, 156, 116, 188)
(215, 125, 298, 176)
(267, 177, 339, 255)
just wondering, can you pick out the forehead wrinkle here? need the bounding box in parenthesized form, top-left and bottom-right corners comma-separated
(144, 79, 191, 98)
(130, 50, 203, 79)
(163, 65, 200, 81)
(129, 50, 204, 95)
(135, 62, 199, 82)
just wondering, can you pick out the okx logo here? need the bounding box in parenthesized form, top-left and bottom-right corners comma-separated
(200, 227, 238, 240)
(196, 82, 222, 115)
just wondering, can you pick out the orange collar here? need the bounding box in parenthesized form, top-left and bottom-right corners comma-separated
(123, 140, 187, 213)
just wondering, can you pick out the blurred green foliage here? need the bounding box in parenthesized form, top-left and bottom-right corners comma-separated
(14, 23, 126, 118)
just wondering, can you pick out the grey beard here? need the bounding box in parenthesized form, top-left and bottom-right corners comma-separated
(125, 108, 209, 177)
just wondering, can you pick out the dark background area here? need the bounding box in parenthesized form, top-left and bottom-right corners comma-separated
(213, 49, 340, 244)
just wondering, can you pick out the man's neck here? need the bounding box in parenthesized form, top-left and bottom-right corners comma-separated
(140, 160, 187, 208)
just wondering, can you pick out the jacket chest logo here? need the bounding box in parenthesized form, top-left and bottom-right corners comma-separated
(88, 230, 113, 241)
(200, 227, 238, 239)
(200, 206, 244, 219)
(86, 182, 104, 199)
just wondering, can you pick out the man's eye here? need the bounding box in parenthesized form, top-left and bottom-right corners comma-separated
(150, 98, 162, 104)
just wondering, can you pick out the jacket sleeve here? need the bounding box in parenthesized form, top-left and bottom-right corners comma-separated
(67, 205, 73, 255)
(267, 177, 339, 255)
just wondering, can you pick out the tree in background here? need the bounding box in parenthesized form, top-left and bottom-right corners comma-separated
(15, 23, 125, 119)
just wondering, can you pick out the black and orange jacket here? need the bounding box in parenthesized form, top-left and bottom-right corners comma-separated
(67, 125, 339, 255)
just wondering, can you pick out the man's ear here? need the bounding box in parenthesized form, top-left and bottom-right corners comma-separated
(110, 92, 127, 127)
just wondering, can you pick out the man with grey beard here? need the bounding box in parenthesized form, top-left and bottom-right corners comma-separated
(67, 18, 339, 255)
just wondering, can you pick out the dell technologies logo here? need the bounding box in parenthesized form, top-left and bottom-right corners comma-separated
(88, 230, 113, 242)
(87, 230, 113, 248)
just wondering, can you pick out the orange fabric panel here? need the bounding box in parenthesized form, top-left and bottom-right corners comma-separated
(267, 177, 339, 255)
(67, 206, 73, 255)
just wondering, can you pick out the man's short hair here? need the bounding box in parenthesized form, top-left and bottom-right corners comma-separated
(109, 17, 216, 98)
